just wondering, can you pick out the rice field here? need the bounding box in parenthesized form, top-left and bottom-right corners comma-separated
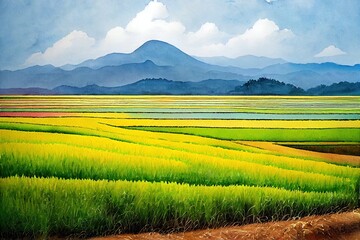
(0, 96, 359, 238)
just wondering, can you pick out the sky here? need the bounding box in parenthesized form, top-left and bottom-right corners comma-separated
(1, 0, 359, 70)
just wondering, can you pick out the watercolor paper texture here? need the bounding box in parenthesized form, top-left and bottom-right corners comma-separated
(0, 1, 359, 239)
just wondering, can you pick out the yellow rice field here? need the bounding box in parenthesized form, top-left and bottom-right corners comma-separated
(0, 96, 359, 238)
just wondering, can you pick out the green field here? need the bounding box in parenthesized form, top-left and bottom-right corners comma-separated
(0, 96, 359, 238)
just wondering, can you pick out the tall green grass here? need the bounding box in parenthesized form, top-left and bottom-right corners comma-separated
(1, 176, 356, 238)
(2, 125, 359, 181)
(1, 141, 357, 194)
(131, 127, 360, 142)
(1, 102, 359, 238)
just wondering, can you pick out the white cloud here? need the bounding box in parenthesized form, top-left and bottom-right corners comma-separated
(25, 30, 96, 67)
(25, 0, 186, 67)
(187, 22, 222, 44)
(314, 45, 346, 57)
(190, 18, 294, 58)
(264, 0, 277, 4)
(25, 1, 294, 67)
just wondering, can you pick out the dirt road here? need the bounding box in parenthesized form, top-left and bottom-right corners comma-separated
(90, 209, 360, 240)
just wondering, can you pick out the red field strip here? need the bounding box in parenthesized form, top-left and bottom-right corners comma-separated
(0, 112, 71, 117)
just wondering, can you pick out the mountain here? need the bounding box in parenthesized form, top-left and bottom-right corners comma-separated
(64, 40, 208, 70)
(0, 87, 53, 95)
(1, 78, 359, 96)
(0, 65, 68, 88)
(0, 40, 359, 90)
(230, 78, 305, 95)
(0, 60, 246, 89)
(53, 78, 244, 95)
(118, 78, 243, 95)
(0, 40, 248, 88)
(307, 81, 360, 95)
(260, 62, 360, 75)
(196, 55, 287, 69)
(0, 79, 243, 95)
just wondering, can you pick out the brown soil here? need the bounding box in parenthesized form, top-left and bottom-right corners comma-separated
(238, 141, 360, 167)
(282, 144, 360, 156)
(90, 209, 360, 240)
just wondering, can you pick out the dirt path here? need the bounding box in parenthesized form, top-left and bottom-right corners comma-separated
(90, 209, 360, 240)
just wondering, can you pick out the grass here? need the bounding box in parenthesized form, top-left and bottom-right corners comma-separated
(0, 96, 359, 238)
(129, 126, 360, 142)
(1, 140, 358, 193)
(1, 176, 356, 238)
(1, 128, 359, 181)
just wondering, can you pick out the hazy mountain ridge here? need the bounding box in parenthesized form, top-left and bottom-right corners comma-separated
(4, 79, 243, 95)
(0, 40, 359, 90)
(63, 40, 209, 70)
(196, 55, 287, 69)
(307, 81, 360, 95)
(1, 78, 359, 96)
(0, 59, 247, 89)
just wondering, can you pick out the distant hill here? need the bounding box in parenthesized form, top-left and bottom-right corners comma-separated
(230, 78, 305, 95)
(118, 78, 243, 95)
(260, 62, 360, 75)
(307, 81, 360, 96)
(0, 79, 243, 95)
(0, 87, 53, 95)
(254, 63, 360, 89)
(0, 60, 246, 89)
(2, 78, 359, 96)
(197, 55, 287, 69)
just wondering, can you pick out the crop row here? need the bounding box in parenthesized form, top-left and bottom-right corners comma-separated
(1, 120, 358, 172)
(2, 107, 360, 114)
(1, 125, 359, 180)
(1, 176, 356, 238)
(132, 126, 360, 142)
(2, 117, 360, 129)
(1, 130, 359, 194)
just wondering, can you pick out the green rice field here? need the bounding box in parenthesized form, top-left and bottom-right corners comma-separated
(0, 96, 359, 238)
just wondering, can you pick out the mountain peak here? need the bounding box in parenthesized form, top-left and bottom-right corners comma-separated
(136, 40, 176, 50)
(143, 59, 156, 65)
(134, 40, 183, 56)
(128, 40, 206, 67)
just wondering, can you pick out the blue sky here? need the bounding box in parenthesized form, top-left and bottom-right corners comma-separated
(1, 0, 359, 69)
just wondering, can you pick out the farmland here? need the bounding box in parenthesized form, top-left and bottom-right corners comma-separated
(0, 96, 359, 238)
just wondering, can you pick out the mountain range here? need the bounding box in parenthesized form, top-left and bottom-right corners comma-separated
(1, 78, 359, 96)
(195, 55, 287, 69)
(0, 40, 359, 92)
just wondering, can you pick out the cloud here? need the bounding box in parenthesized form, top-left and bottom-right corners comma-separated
(264, 0, 277, 4)
(190, 18, 294, 58)
(314, 45, 346, 58)
(25, 31, 96, 67)
(25, 0, 294, 67)
(25, 0, 186, 67)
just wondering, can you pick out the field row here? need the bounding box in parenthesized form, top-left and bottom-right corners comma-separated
(1, 176, 356, 237)
(2, 111, 359, 120)
(132, 126, 360, 142)
(1, 117, 360, 128)
(1, 96, 360, 115)
(1, 127, 359, 193)
(1, 96, 359, 238)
